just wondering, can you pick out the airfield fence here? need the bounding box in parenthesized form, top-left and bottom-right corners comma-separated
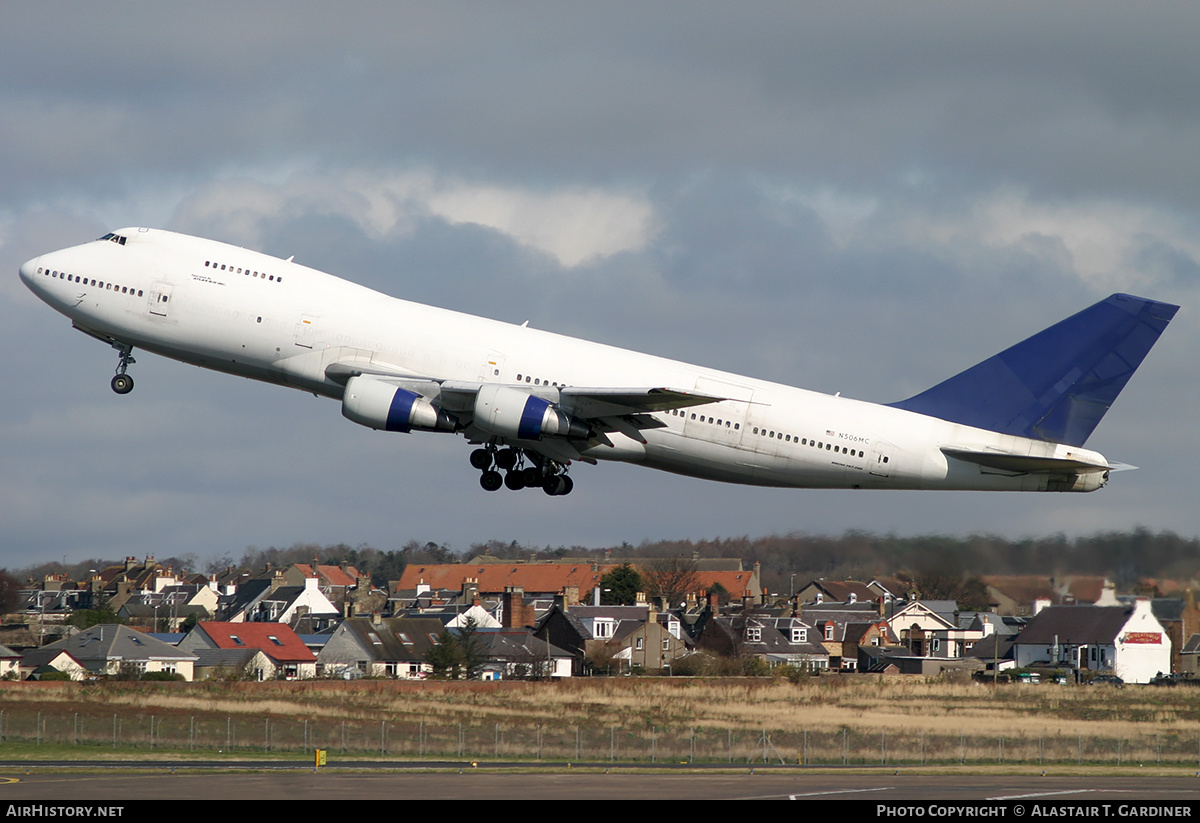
(1, 708, 1199, 766)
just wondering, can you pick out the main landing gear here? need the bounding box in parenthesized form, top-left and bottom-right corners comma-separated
(469, 445, 574, 496)
(110, 342, 136, 395)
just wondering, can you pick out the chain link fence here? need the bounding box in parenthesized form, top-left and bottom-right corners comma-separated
(2, 708, 1198, 766)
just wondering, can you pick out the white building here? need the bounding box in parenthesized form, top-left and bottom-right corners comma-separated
(1012, 599, 1170, 683)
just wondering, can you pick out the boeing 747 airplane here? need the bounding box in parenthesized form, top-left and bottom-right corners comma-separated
(19, 228, 1178, 496)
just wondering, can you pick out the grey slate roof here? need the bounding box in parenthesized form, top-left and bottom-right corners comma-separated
(30, 625, 196, 672)
(1014, 605, 1135, 645)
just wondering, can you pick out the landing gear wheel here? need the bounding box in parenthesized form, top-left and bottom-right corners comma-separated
(521, 467, 542, 487)
(543, 476, 569, 496)
(110, 342, 136, 393)
(480, 470, 503, 492)
(469, 449, 492, 470)
(495, 448, 519, 471)
(504, 471, 526, 491)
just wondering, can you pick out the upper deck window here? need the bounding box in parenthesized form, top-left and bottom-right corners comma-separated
(98, 233, 127, 246)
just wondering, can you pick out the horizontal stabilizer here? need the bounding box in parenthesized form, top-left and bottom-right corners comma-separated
(889, 294, 1178, 446)
(942, 447, 1111, 474)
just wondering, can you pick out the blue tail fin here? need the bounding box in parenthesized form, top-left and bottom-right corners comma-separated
(887, 294, 1179, 446)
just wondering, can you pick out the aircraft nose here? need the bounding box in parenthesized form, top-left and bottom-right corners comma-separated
(18, 256, 40, 289)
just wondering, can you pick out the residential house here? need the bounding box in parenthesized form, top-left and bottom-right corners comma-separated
(568, 605, 689, 673)
(281, 562, 366, 613)
(1012, 599, 1171, 683)
(20, 625, 196, 681)
(982, 575, 1113, 617)
(477, 629, 574, 679)
(19, 648, 89, 681)
(688, 612, 830, 671)
(795, 580, 877, 605)
(179, 622, 317, 679)
(396, 562, 620, 609)
(802, 601, 894, 670)
(220, 574, 339, 629)
(317, 617, 445, 679)
(0, 644, 20, 679)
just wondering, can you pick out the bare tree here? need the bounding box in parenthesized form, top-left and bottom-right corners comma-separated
(643, 556, 700, 607)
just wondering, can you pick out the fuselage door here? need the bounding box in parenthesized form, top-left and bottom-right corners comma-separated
(869, 440, 895, 477)
(294, 313, 319, 348)
(479, 350, 508, 382)
(686, 376, 755, 448)
(148, 280, 173, 317)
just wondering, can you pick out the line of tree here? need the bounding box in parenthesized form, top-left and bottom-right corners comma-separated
(12, 527, 1200, 603)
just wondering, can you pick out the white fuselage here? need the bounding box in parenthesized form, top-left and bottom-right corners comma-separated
(19, 228, 1110, 492)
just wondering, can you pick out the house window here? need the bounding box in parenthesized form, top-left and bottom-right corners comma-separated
(746, 626, 761, 642)
(825, 624, 834, 641)
(635, 638, 644, 650)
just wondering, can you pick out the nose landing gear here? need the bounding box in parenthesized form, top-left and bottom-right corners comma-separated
(110, 343, 136, 394)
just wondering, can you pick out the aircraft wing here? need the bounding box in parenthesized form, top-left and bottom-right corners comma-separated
(327, 360, 724, 453)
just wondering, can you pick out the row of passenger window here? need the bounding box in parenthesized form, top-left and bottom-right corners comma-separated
(665, 406, 865, 457)
(204, 260, 283, 283)
(39, 267, 144, 297)
(515, 373, 565, 387)
(749, 427, 864, 458)
(668, 408, 741, 430)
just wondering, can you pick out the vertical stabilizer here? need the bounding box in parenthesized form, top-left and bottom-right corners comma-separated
(887, 294, 1178, 446)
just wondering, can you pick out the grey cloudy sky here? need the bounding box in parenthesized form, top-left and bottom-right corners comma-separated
(3, 2, 1199, 568)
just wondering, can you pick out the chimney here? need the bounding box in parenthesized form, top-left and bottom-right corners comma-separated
(462, 580, 480, 605)
(502, 586, 531, 628)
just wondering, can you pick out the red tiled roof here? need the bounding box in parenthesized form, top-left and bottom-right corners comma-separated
(196, 622, 315, 663)
(295, 564, 360, 587)
(396, 563, 619, 597)
(698, 570, 760, 598)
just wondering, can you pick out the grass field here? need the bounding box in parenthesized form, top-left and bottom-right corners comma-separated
(1, 676, 1198, 766)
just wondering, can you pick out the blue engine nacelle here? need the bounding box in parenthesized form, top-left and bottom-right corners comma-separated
(341, 375, 457, 433)
(473, 384, 590, 440)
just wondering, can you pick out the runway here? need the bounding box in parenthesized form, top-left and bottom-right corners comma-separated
(2, 764, 1199, 802)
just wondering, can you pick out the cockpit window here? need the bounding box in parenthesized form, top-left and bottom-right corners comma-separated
(98, 233, 127, 246)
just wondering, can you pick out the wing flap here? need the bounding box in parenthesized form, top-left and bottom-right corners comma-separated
(559, 386, 724, 417)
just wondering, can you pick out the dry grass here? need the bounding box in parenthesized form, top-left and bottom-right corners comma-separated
(5, 678, 1200, 765)
(3, 676, 1198, 739)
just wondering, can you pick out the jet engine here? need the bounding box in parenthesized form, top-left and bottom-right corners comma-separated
(341, 375, 456, 433)
(473, 384, 590, 440)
